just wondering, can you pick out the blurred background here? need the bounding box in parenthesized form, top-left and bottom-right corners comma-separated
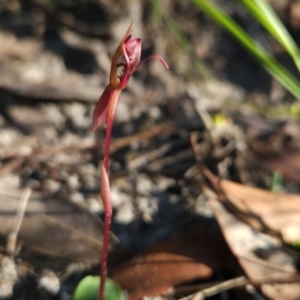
(1, 0, 300, 299)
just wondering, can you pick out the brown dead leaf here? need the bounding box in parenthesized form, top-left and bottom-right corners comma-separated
(0, 188, 120, 264)
(203, 167, 300, 244)
(110, 221, 230, 300)
(205, 191, 300, 300)
(199, 166, 300, 300)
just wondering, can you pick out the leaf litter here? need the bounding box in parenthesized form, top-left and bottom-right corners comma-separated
(1, 1, 300, 300)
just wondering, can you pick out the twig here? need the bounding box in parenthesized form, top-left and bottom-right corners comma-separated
(6, 188, 32, 255)
(2, 122, 175, 161)
(187, 84, 214, 132)
(178, 275, 300, 300)
(147, 148, 193, 172)
(127, 142, 173, 170)
(179, 276, 248, 300)
(0, 159, 23, 176)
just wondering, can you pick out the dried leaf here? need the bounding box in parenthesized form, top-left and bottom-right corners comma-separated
(110, 221, 230, 300)
(204, 186, 300, 300)
(200, 165, 300, 300)
(204, 168, 300, 244)
(0, 189, 120, 264)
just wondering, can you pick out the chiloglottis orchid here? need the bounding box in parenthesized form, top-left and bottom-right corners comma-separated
(92, 22, 168, 300)
(92, 22, 168, 135)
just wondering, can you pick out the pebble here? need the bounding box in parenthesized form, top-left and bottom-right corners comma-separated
(69, 192, 84, 205)
(136, 174, 153, 195)
(85, 197, 103, 214)
(44, 179, 61, 193)
(115, 202, 134, 224)
(0, 256, 18, 299)
(40, 104, 66, 129)
(64, 103, 90, 129)
(110, 186, 132, 208)
(39, 270, 60, 295)
(67, 174, 80, 190)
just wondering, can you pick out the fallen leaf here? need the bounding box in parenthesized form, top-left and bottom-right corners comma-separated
(109, 221, 230, 300)
(199, 162, 300, 300)
(204, 167, 300, 244)
(0, 188, 120, 264)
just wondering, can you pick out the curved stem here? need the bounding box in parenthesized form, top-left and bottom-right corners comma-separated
(98, 89, 121, 300)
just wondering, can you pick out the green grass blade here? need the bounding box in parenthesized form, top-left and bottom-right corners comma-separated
(238, 0, 300, 72)
(191, 0, 300, 99)
(148, 0, 211, 80)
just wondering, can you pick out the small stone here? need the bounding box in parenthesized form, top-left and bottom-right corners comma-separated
(78, 164, 98, 190)
(115, 99, 130, 122)
(137, 196, 158, 217)
(110, 187, 132, 208)
(40, 104, 66, 129)
(149, 106, 161, 120)
(136, 175, 153, 195)
(0, 256, 18, 298)
(18, 145, 32, 156)
(39, 269, 60, 295)
(115, 203, 134, 224)
(0, 129, 20, 146)
(64, 103, 90, 129)
(67, 174, 80, 190)
(155, 176, 176, 191)
(0, 174, 20, 190)
(70, 192, 84, 205)
(44, 179, 60, 193)
(85, 197, 103, 214)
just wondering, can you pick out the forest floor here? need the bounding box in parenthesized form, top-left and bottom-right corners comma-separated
(1, 0, 300, 299)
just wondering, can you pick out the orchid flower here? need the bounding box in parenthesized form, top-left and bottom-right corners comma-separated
(92, 22, 168, 300)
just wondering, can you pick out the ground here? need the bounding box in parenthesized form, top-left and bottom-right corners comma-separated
(0, 0, 300, 299)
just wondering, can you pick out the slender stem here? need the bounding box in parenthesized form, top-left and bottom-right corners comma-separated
(102, 90, 121, 172)
(99, 167, 112, 300)
(98, 90, 121, 300)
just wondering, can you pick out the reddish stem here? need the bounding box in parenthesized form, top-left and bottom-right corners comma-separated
(102, 90, 121, 172)
(98, 167, 112, 300)
(98, 90, 121, 300)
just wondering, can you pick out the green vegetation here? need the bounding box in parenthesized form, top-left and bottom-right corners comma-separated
(73, 276, 124, 300)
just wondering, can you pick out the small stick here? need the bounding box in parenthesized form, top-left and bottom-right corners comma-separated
(178, 273, 300, 300)
(179, 276, 248, 300)
(6, 188, 32, 255)
(127, 142, 173, 170)
(187, 84, 214, 132)
(2, 122, 174, 161)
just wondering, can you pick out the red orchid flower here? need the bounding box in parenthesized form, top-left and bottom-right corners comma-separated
(92, 22, 168, 140)
(92, 22, 168, 300)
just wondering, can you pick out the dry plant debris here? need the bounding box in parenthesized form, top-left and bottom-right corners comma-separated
(0, 0, 300, 300)
(0, 186, 121, 264)
(203, 168, 300, 244)
(110, 221, 230, 300)
(206, 188, 300, 300)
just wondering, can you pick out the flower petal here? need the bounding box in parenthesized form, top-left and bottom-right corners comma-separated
(139, 54, 169, 70)
(110, 22, 134, 87)
(123, 38, 142, 74)
(92, 84, 115, 131)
